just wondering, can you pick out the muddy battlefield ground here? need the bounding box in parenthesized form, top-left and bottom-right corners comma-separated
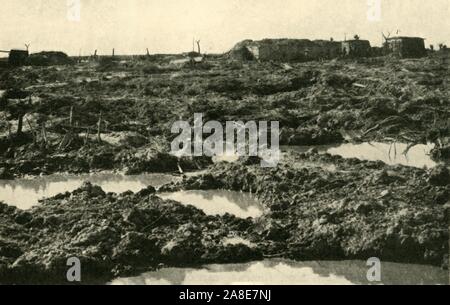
(0, 54, 449, 283)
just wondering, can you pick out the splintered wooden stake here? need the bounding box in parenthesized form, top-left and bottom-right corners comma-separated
(42, 123, 47, 144)
(97, 112, 102, 142)
(177, 162, 184, 174)
(69, 106, 73, 127)
(85, 127, 90, 145)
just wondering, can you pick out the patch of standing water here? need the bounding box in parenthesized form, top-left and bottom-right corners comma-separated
(109, 259, 448, 285)
(158, 190, 264, 218)
(283, 142, 437, 169)
(0, 173, 179, 210)
(222, 237, 256, 248)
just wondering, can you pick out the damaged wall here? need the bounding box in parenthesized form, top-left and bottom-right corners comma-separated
(8, 50, 29, 66)
(341, 40, 372, 57)
(385, 37, 426, 58)
(230, 39, 342, 62)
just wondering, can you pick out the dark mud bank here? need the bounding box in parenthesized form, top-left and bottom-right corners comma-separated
(0, 138, 212, 179)
(0, 151, 448, 284)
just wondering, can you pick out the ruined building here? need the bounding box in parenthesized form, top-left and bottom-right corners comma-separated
(230, 39, 342, 62)
(8, 50, 29, 66)
(230, 35, 429, 62)
(384, 37, 426, 58)
(341, 39, 372, 57)
(0, 49, 29, 66)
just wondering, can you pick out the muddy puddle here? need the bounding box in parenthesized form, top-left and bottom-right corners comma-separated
(283, 142, 438, 169)
(158, 190, 264, 218)
(0, 173, 264, 218)
(110, 259, 448, 285)
(211, 142, 439, 169)
(0, 173, 179, 210)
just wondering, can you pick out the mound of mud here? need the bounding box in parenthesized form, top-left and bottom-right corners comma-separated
(0, 182, 260, 284)
(27, 51, 73, 66)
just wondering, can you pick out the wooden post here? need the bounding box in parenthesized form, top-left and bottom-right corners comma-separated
(25, 117, 34, 133)
(196, 40, 201, 54)
(146, 48, 150, 56)
(69, 106, 73, 127)
(112, 48, 115, 57)
(42, 122, 47, 144)
(85, 127, 90, 145)
(7, 122, 11, 138)
(97, 112, 102, 142)
(17, 113, 24, 135)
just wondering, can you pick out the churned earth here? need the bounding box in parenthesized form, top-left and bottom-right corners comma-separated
(0, 151, 448, 284)
(0, 54, 449, 284)
(0, 54, 449, 178)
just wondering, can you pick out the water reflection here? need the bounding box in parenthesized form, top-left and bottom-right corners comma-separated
(222, 237, 256, 248)
(0, 173, 178, 210)
(283, 142, 438, 169)
(158, 190, 264, 218)
(110, 259, 448, 285)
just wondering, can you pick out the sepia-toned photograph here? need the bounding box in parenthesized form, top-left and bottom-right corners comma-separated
(0, 0, 449, 289)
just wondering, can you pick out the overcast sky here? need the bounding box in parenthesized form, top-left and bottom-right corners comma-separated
(1, 0, 449, 56)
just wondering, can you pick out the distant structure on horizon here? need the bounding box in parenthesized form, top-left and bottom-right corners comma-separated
(384, 36, 426, 58)
(341, 39, 371, 57)
(230, 35, 427, 62)
(229, 39, 342, 62)
(0, 49, 29, 66)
